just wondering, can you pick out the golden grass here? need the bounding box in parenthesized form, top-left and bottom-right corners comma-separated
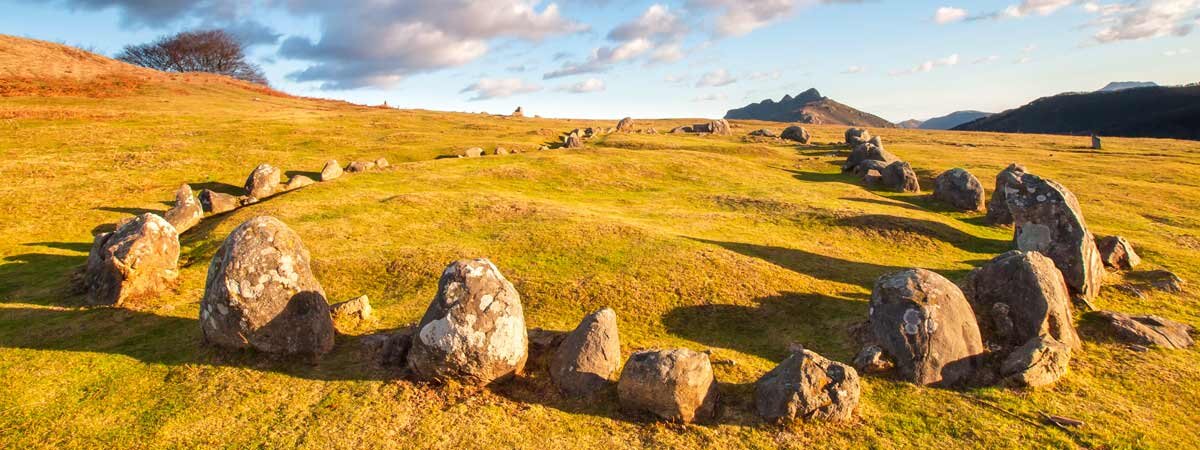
(1, 35, 1199, 449)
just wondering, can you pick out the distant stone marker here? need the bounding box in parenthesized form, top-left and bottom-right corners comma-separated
(320, 160, 343, 181)
(618, 348, 718, 423)
(164, 184, 203, 233)
(780, 125, 810, 143)
(933, 168, 986, 211)
(244, 163, 281, 199)
(200, 216, 335, 355)
(755, 348, 860, 423)
(1091, 134, 1102, 150)
(407, 259, 528, 385)
(616, 117, 635, 132)
(551, 307, 621, 397)
(84, 213, 180, 307)
(512, 106, 524, 118)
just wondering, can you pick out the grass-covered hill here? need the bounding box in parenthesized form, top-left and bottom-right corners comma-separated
(2, 36, 1199, 448)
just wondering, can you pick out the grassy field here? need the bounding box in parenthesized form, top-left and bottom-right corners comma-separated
(1, 37, 1199, 449)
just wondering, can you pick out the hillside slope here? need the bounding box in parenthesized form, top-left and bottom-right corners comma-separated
(954, 85, 1200, 140)
(725, 89, 895, 128)
(2, 36, 1200, 449)
(919, 110, 992, 130)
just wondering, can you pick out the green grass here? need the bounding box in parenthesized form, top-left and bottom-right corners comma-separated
(1, 76, 1199, 449)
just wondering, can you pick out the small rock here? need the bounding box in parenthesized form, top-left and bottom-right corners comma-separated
(163, 184, 203, 233)
(320, 160, 343, 181)
(465, 147, 485, 158)
(780, 126, 811, 143)
(512, 107, 524, 118)
(375, 158, 390, 169)
(330, 295, 374, 322)
(84, 213, 180, 307)
(198, 189, 240, 215)
(618, 348, 718, 423)
(551, 307, 621, 397)
(1091, 134, 1102, 150)
(852, 344, 894, 374)
(933, 168, 986, 211)
(380, 330, 415, 367)
(616, 117, 635, 132)
(494, 147, 509, 156)
(749, 129, 778, 138)
(842, 143, 898, 173)
(999, 336, 1071, 388)
(564, 134, 583, 149)
(1094, 311, 1194, 349)
(284, 175, 315, 191)
(1096, 235, 1141, 270)
(244, 164, 281, 199)
(346, 161, 376, 173)
(756, 349, 860, 422)
(1145, 270, 1186, 293)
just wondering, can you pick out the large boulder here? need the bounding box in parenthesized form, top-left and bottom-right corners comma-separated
(198, 189, 241, 215)
(842, 143, 898, 172)
(551, 307, 621, 397)
(84, 213, 180, 307)
(244, 164, 281, 199)
(407, 259, 528, 385)
(200, 216, 335, 355)
(1005, 173, 1104, 309)
(755, 349, 860, 423)
(692, 119, 731, 135)
(999, 336, 1071, 388)
(933, 168, 986, 211)
(164, 184, 203, 233)
(961, 251, 1080, 351)
(845, 128, 871, 146)
(780, 126, 811, 143)
(320, 160, 343, 181)
(881, 161, 920, 193)
(616, 117, 635, 132)
(617, 348, 718, 423)
(868, 269, 985, 387)
(1096, 235, 1141, 270)
(1094, 311, 1194, 349)
(986, 163, 1026, 225)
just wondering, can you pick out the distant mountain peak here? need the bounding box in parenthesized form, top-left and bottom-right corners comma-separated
(919, 110, 994, 130)
(1097, 81, 1158, 92)
(724, 88, 893, 127)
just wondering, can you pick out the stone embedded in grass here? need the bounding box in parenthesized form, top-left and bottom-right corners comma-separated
(284, 175, 315, 191)
(330, 295, 373, 323)
(494, 147, 509, 156)
(616, 117, 635, 132)
(551, 307, 621, 397)
(198, 189, 240, 214)
(244, 163, 281, 199)
(669, 125, 692, 134)
(844, 127, 872, 146)
(961, 251, 1081, 353)
(780, 125, 810, 143)
(320, 160, 343, 181)
(346, 161, 375, 173)
(374, 157, 389, 168)
(756, 348, 860, 423)
(868, 268, 985, 387)
(564, 133, 583, 149)
(934, 168, 986, 211)
(163, 184, 203, 233)
(1005, 173, 1104, 309)
(691, 119, 730, 135)
(200, 216, 335, 355)
(749, 128, 778, 138)
(407, 258, 528, 385)
(852, 344, 894, 374)
(842, 143, 898, 173)
(617, 348, 718, 423)
(1094, 311, 1194, 349)
(986, 163, 1026, 225)
(464, 147, 485, 158)
(999, 335, 1071, 388)
(1096, 235, 1141, 270)
(882, 161, 920, 193)
(84, 213, 180, 307)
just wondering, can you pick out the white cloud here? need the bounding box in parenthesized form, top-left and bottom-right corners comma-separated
(1003, 0, 1076, 17)
(1015, 56, 1033, 63)
(691, 93, 729, 102)
(1090, 0, 1199, 43)
(890, 54, 960, 76)
(544, 38, 653, 78)
(935, 6, 969, 24)
(695, 68, 738, 87)
(1163, 47, 1192, 56)
(842, 65, 865, 74)
(547, 3, 687, 78)
(664, 74, 688, 83)
(687, 0, 798, 37)
(971, 55, 1001, 64)
(460, 78, 542, 100)
(608, 4, 689, 41)
(747, 70, 783, 80)
(559, 78, 607, 93)
(650, 43, 686, 63)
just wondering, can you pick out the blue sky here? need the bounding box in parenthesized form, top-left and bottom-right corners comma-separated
(2, 0, 1197, 121)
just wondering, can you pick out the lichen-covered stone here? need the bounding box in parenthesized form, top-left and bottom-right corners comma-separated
(882, 161, 920, 193)
(1005, 173, 1104, 309)
(842, 143, 898, 173)
(845, 128, 871, 146)
(244, 163, 281, 199)
(163, 184, 202, 233)
(869, 269, 985, 387)
(320, 160, 343, 181)
(616, 117, 635, 132)
(986, 163, 1025, 225)
(934, 168, 986, 211)
(999, 336, 1071, 388)
(407, 259, 528, 385)
(200, 216, 334, 355)
(756, 349, 860, 422)
(551, 307, 621, 397)
(84, 213, 180, 307)
(961, 251, 1080, 352)
(618, 348, 718, 423)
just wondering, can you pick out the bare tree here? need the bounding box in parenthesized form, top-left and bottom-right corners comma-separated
(117, 29, 268, 85)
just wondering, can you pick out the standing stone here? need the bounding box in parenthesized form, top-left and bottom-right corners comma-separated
(617, 348, 718, 423)
(164, 184, 203, 233)
(710, 119, 731, 135)
(407, 259, 528, 385)
(200, 216, 334, 355)
(512, 107, 524, 118)
(616, 117, 635, 132)
(1096, 235, 1141, 270)
(934, 168, 986, 211)
(84, 213, 180, 307)
(986, 164, 1026, 225)
(244, 164, 281, 199)
(375, 158, 390, 169)
(564, 134, 583, 149)
(999, 336, 1071, 388)
(198, 189, 240, 215)
(780, 126, 811, 143)
(346, 161, 376, 173)
(755, 349, 860, 423)
(845, 128, 872, 146)
(284, 175, 315, 191)
(842, 143, 899, 172)
(551, 307, 621, 397)
(869, 269, 985, 387)
(1091, 134, 1102, 150)
(1094, 311, 1194, 349)
(320, 160, 343, 181)
(882, 161, 920, 193)
(960, 251, 1080, 351)
(1005, 173, 1104, 309)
